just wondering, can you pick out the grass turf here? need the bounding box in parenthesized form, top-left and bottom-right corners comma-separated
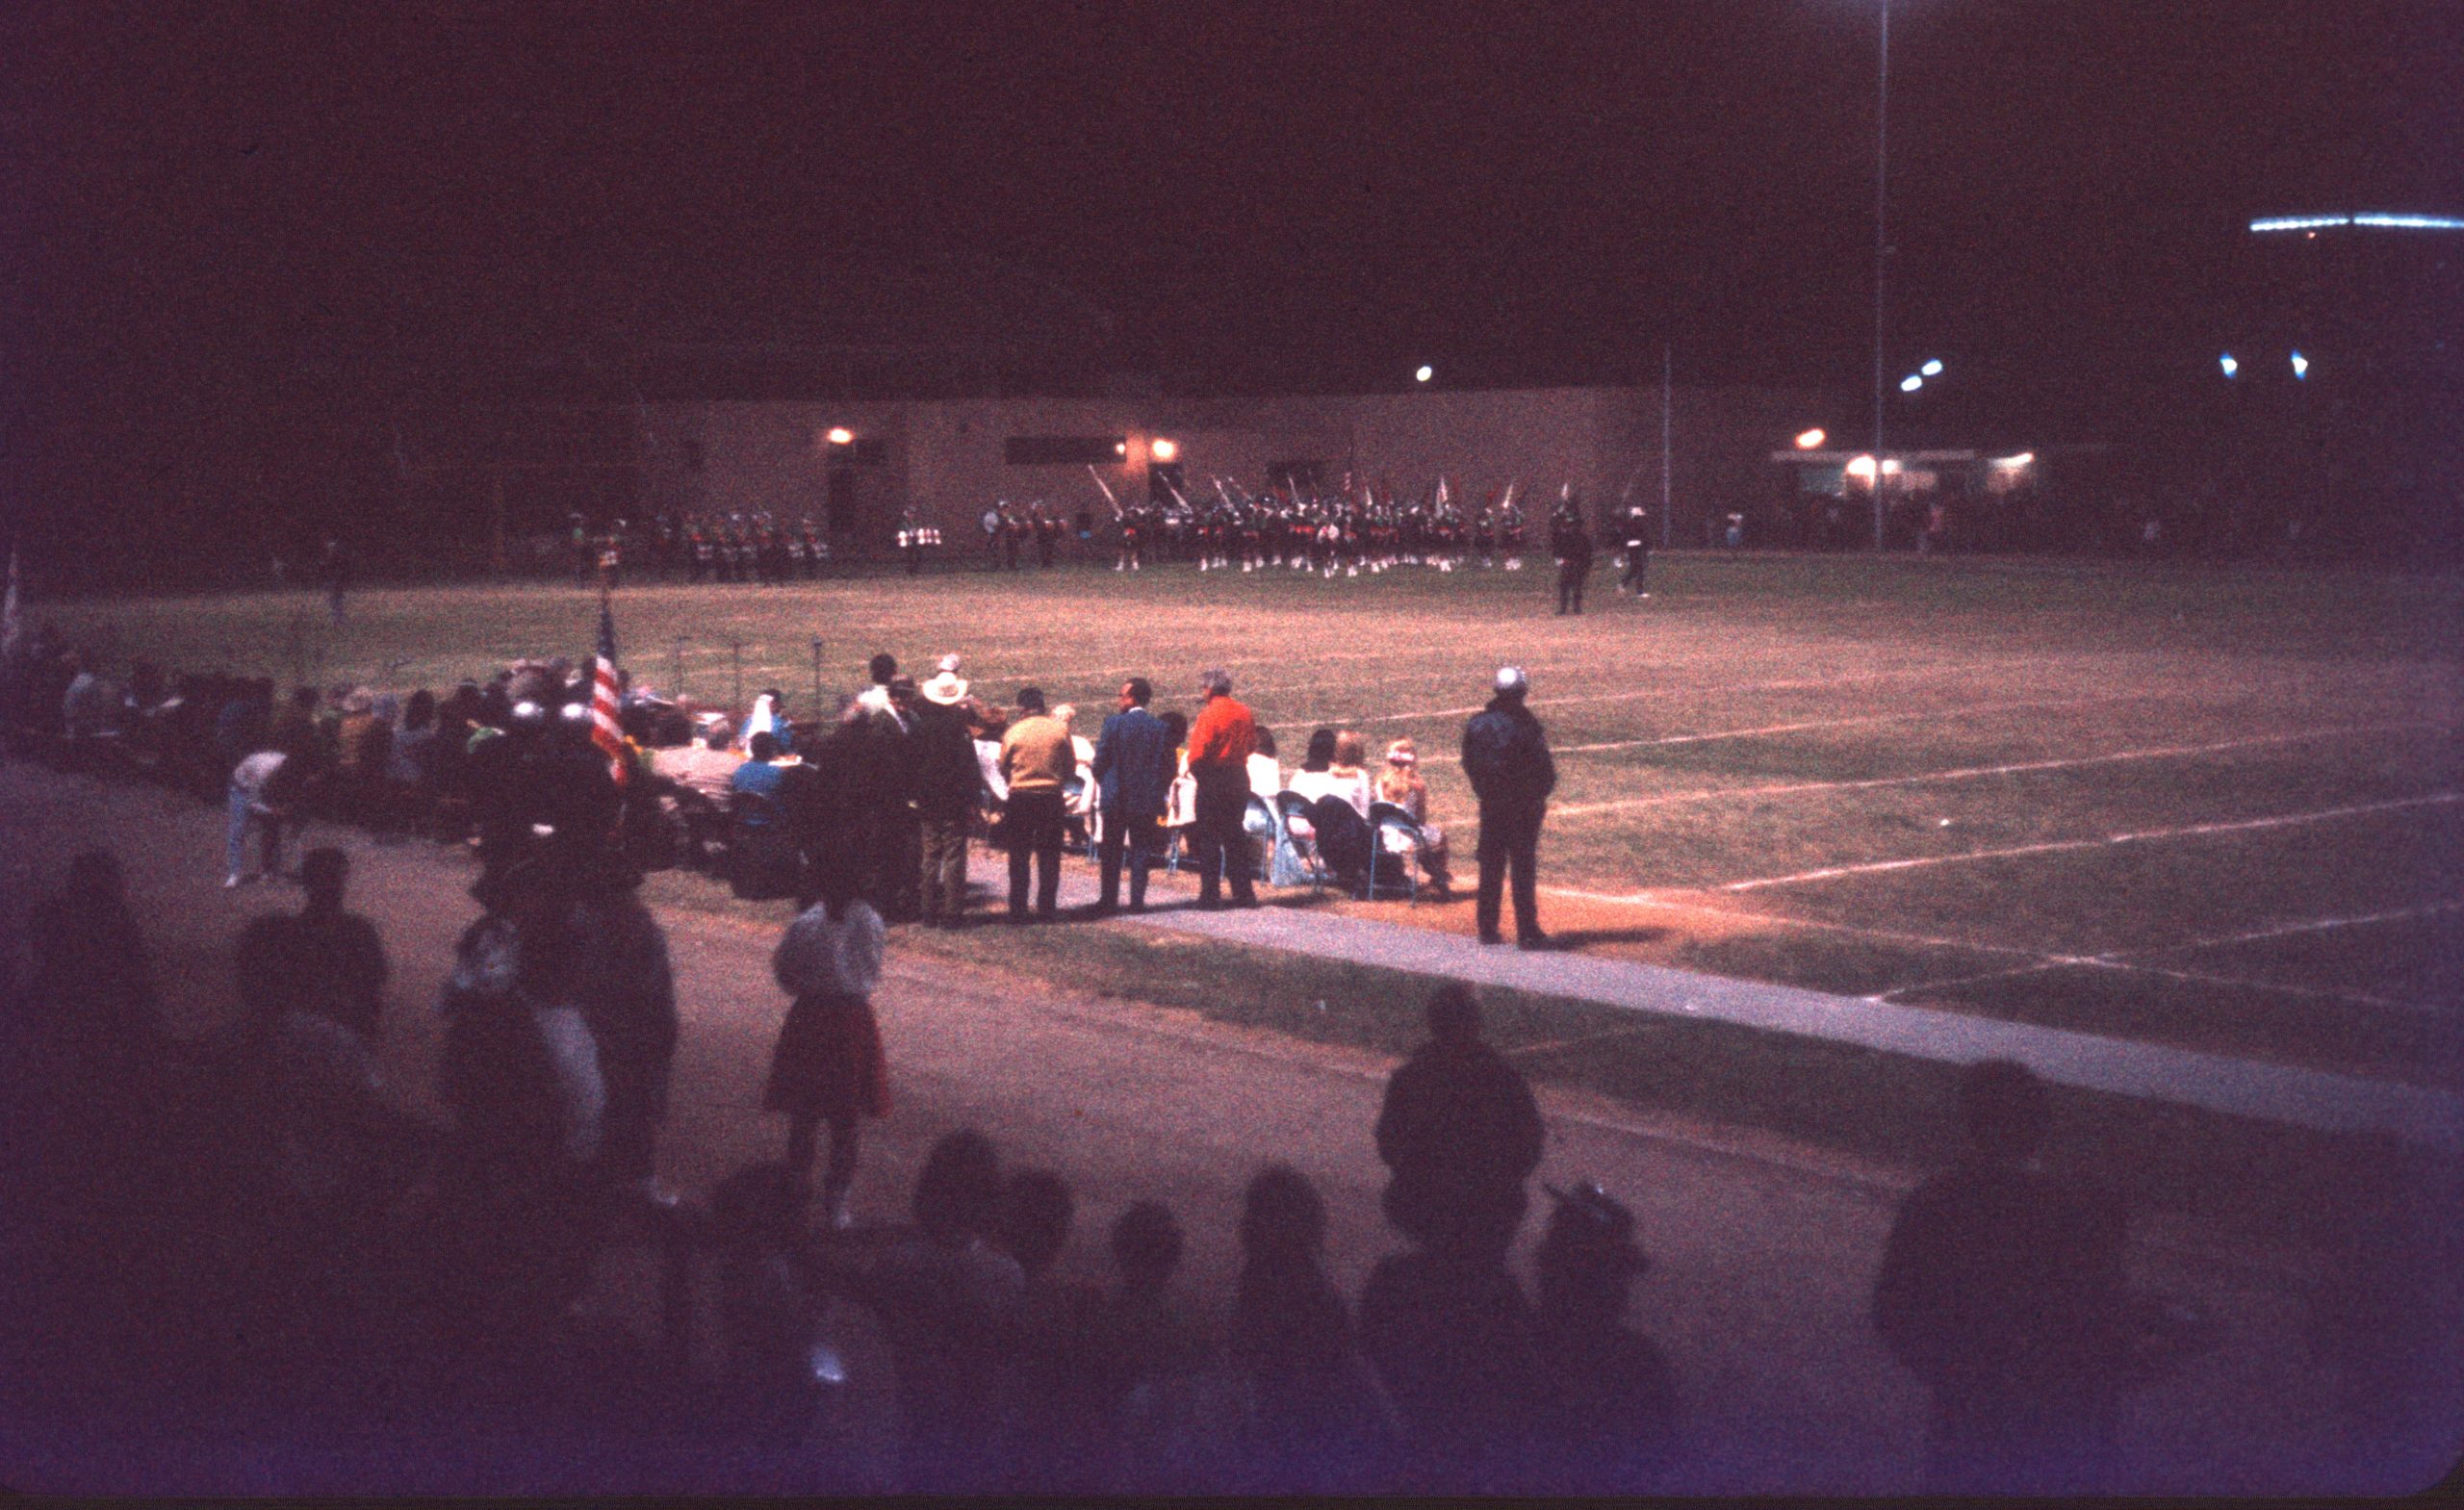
(39, 551, 2464, 1086)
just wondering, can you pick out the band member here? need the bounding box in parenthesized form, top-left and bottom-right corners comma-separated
(1619, 505, 1653, 598)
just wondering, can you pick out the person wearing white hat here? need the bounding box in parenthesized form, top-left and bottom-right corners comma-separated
(919, 654, 970, 708)
(1458, 668, 1554, 947)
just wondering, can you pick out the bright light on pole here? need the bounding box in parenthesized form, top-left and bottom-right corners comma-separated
(1796, 427, 1827, 449)
(2219, 352, 2239, 378)
(1149, 438, 1179, 463)
(1414, 365, 1433, 383)
(1900, 373, 1924, 393)
(825, 426, 854, 446)
(1919, 358, 1942, 377)
(2290, 350, 2309, 379)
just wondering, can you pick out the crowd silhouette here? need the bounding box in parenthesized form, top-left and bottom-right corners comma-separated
(3, 626, 2452, 1494)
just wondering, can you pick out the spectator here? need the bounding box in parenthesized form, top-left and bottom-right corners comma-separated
(287, 847, 389, 1042)
(387, 689, 442, 834)
(1871, 1059, 2135, 1496)
(571, 858, 680, 1207)
(908, 672, 984, 928)
(21, 852, 164, 1133)
(729, 730, 799, 900)
(1459, 665, 1555, 948)
(996, 686, 1073, 922)
(1373, 736, 1453, 896)
(995, 1168, 1111, 1492)
(710, 1162, 832, 1455)
(224, 747, 305, 887)
(765, 882, 889, 1228)
(1289, 727, 1371, 818)
(1089, 677, 1173, 915)
(1094, 1200, 1217, 1493)
(1529, 1180, 1678, 1494)
(1246, 726, 1284, 803)
(1229, 1164, 1396, 1494)
(434, 857, 609, 1344)
(867, 1129, 1026, 1494)
(1358, 1197, 1548, 1495)
(1375, 983, 1545, 1252)
(1184, 668, 1259, 909)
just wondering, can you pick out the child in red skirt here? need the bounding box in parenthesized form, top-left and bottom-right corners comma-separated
(767, 885, 890, 1228)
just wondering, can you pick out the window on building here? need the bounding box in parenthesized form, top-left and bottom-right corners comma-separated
(1005, 436, 1128, 466)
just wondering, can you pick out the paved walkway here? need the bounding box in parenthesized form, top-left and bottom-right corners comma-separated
(1042, 870, 2464, 1152)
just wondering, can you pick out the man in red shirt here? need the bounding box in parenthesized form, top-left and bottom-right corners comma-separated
(1185, 667, 1260, 909)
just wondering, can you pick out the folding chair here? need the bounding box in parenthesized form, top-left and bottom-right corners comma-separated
(1243, 791, 1280, 883)
(1365, 799, 1424, 901)
(1271, 789, 1327, 892)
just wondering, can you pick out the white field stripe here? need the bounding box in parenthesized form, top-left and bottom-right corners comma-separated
(1542, 692, 2146, 757)
(2108, 901, 2464, 960)
(1345, 655, 2050, 727)
(1552, 720, 2445, 818)
(1717, 791, 2464, 893)
(1544, 887, 2453, 1015)
(1542, 885, 2058, 960)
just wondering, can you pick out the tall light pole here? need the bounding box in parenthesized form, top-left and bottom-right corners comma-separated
(1870, 0, 1891, 550)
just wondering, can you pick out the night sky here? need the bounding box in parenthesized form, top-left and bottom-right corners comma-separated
(3, 0, 2457, 560)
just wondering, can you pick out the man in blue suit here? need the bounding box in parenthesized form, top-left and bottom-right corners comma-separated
(1088, 677, 1175, 914)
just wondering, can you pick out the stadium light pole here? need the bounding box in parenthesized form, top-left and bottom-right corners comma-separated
(1869, 0, 1891, 550)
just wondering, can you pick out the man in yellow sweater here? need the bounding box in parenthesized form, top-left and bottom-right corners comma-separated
(996, 686, 1075, 922)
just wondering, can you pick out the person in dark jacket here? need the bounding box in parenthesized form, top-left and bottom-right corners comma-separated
(1871, 1059, 2137, 1496)
(1458, 667, 1556, 947)
(1550, 502, 1593, 615)
(1619, 504, 1654, 597)
(1529, 1180, 1679, 1494)
(570, 859, 680, 1203)
(909, 675, 987, 927)
(1374, 983, 1547, 1254)
(1088, 677, 1175, 914)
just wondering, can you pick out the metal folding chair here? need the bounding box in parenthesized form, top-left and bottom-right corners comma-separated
(1365, 799, 1424, 900)
(1271, 789, 1327, 892)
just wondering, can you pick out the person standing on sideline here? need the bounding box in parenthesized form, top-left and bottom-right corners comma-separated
(996, 687, 1073, 921)
(1088, 677, 1173, 914)
(1618, 505, 1653, 598)
(320, 536, 349, 625)
(225, 747, 305, 887)
(1551, 502, 1593, 615)
(1459, 667, 1554, 947)
(911, 662, 984, 928)
(1185, 667, 1260, 909)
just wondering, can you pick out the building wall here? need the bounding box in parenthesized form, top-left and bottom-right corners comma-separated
(638, 383, 1839, 555)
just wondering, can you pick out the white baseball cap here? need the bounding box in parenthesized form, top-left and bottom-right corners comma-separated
(1495, 666, 1527, 694)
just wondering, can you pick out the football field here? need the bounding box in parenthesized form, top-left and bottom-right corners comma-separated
(53, 551, 2463, 1091)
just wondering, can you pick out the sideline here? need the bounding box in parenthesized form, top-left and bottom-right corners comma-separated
(1109, 885, 2464, 1152)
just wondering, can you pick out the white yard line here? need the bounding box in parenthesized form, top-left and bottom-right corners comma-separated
(1545, 885, 2456, 1015)
(1543, 692, 2149, 756)
(1346, 655, 2050, 727)
(2111, 901, 2464, 961)
(1715, 791, 2463, 892)
(1552, 721, 2445, 818)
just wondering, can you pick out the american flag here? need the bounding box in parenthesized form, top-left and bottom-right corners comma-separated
(591, 593, 629, 785)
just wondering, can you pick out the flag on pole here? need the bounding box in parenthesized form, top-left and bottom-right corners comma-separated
(2, 548, 21, 659)
(592, 592, 629, 786)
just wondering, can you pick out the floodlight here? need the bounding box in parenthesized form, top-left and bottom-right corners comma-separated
(2290, 350, 2309, 379)
(1920, 359, 1942, 377)
(825, 426, 854, 446)
(1795, 427, 1827, 449)
(1415, 365, 1434, 383)
(2219, 352, 2239, 378)
(1150, 438, 1179, 463)
(1899, 374, 1923, 393)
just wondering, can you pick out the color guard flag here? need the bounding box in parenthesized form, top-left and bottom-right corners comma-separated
(592, 594, 629, 785)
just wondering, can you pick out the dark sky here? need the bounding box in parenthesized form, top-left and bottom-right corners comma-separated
(3, 0, 2457, 551)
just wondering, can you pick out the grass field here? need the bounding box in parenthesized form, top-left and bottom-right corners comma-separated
(46, 551, 2464, 1091)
